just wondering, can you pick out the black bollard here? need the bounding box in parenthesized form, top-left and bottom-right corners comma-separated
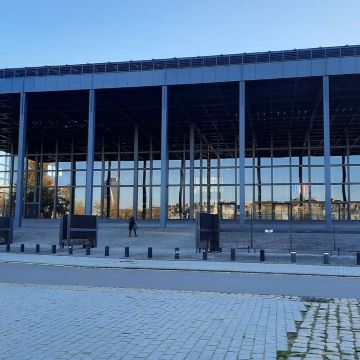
(36, 244, 40, 253)
(125, 246, 129, 257)
(148, 247, 152, 259)
(20, 244, 24, 253)
(174, 248, 179, 260)
(105, 246, 109, 256)
(86, 245, 90, 255)
(260, 249, 265, 262)
(52, 245, 56, 254)
(6, 243, 10, 252)
(290, 251, 296, 263)
(357, 252, 360, 266)
(203, 249, 207, 260)
(69, 246, 73, 255)
(323, 252, 329, 265)
(231, 248, 236, 261)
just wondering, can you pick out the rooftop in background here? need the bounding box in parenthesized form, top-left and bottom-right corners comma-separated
(1, 45, 359, 79)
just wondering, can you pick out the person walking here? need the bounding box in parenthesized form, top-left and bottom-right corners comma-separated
(128, 216, 137, 237)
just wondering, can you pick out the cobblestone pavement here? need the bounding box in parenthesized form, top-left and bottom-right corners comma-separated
(288, 299, 360, 359)
(0, 283, 305, 360)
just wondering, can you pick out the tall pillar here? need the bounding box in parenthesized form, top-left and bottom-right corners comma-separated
(160, 86, 168, 228)
(14, 93, 27, 227)
(189, 124, 195, 220)
(133, 125, 139, 218)
(239, 81, 246, 225)
(323, 76, 332, 227)
(85, 89, 96, 215)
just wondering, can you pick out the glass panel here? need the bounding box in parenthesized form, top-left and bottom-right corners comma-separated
(349, 155, 360, 164)
(219, 168, 235, 184)
(311, 202, 325, 220)
(138, 169, 151, 186)
(119, 187, 133, 219)
(103, 186, 118, 219)
(168, 186, 189, 219)
(40, 187, 55, 218)
(137, 186, 150, 219)
(119, 160, 132, 169)
(75, 171, 87, 186)
(310, 167, 324, 183)
(273, 185, 290, 202)
(350, 166, 360, 183)
(273, 167, 290, 183)
(93, 161, 102, 170)
(245, 168, 252, 184)
(292, 203, 310, 220)
(255, 168, 271, 184)
(74, 187, 85, 215)
(332, 184, 348, 202)
(58, 171, 71, 186)
(311, 185, 325, 202)
(350, 185, 360, 201)
(245, 185, 253, 203)
(75, 161, 87, 170)
(169, 159, 181, 168)
(57, 187, 71, 216)
(291, 167, 309, 183)
(350, 203, 360, 220)
(273, 156, 289, 166)
(331, 166, 347, 183)
(254, 185, 271, 202)
(152, 187, 160, 219)
(93, 171, 102, 186)
(152, 170, 161, 185)
(0, 187, 11, 216)
(92, 187, 102, 216)
(168, 169, 180, 185)
(310, 156, 324, 165)
(291, 183, 309, 201)
(0, 172, 11, 186)
(58, 161, 71, 170)
(119, 170, 134, 185)
(220, 158, 235, 167)
(219, 185, 236, 202)
(104, 170, 118, 185)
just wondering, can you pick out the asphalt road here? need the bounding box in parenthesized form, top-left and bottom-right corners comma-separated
(0, 262, 359, 298)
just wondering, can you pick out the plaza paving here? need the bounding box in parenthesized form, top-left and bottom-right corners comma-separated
(0, 283, 304, 360)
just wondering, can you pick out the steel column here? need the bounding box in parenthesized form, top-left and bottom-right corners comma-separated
(14, 93, 27, 227)
(323, 76, 332, 227)
(133, 125, 139, 218)
(85, 89, 96, 215)
(189, 124, 195, 220)
(160, 86, 168, 228)
(239, 81, 246, 225)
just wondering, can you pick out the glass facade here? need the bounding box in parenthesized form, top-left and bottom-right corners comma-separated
(1, 75, 360, 223)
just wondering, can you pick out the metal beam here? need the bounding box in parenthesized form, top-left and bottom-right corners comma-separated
(133, 124, 139, 218)
(323, 76, 332, 227)
(239, 81, 246, 225)
(14, 93, 27, 227)
(85, 89, 95, 215)
(160, 86, 168, 228)
(189, 124, 195, 220)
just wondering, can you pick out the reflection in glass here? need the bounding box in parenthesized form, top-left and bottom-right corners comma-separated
(119, 170, 134, 185)
(92, 187, 102, 216)
(74, 187, 85, 215)
(273, 168, 290, 183)
(57, 187, 71, 217)
(119, 187, 133, 219)
(58, 171, 71, 186)
(41, 187, 55, 218)
(152, 187, 160, 219)
(310, 167, 324, 183)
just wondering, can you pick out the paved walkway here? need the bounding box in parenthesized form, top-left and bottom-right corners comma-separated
(1, 253, 360, 277)
(288, 299, 360, 359)
(0, 283, 305, 360)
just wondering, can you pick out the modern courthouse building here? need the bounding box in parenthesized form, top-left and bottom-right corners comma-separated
(0, 45, 360, 227)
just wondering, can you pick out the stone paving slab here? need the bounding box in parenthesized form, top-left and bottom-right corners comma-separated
(1, 253, 360, 278)
(288, 298, 360, 359)
(0, 283, 305, 360)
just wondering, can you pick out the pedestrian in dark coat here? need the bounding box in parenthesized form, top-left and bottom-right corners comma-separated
(128, 216, 137, 237)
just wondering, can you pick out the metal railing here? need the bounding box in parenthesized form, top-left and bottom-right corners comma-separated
(0, 45, 359, 79)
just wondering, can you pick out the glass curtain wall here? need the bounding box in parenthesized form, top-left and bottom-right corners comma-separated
(245, 78, 324, 220)
(330, 75, 360, 220)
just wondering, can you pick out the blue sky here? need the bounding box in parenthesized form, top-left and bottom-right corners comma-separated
(0, 0, 359, 68)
